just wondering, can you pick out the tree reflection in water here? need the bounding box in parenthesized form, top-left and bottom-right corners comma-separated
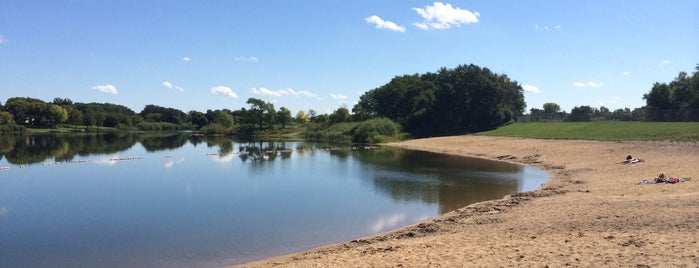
(0, 133, 543, 215)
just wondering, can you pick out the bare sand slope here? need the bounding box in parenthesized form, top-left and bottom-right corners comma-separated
(234, 136, 699, 267)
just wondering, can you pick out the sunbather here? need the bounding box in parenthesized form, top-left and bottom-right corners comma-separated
(622, 155, 644, 164)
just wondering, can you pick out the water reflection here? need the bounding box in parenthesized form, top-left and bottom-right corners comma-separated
(0, 133, 544, 215)
(0, 133, 548, 268)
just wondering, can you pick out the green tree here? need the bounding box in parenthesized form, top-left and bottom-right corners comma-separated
(277, 107, 292, 128)
(245, 98, 275, 129)
(4, 97, 45, 125)
(0, 111, 14, 125)
(353, 64, 525, 137)
(212, 110, 234, 128)
(46, 104, 68, 126)
(569, 106, 593, 122)
(643, 65, 699, 121)
(188, 110, 209, 129)
(140, 104, 187, 124)
(543, 103, 560, 114)
(329, 107, 351, 124)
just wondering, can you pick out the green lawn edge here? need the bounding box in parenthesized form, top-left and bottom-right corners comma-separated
(477, 122, 699, 142)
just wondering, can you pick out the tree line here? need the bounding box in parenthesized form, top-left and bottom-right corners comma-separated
(2, 63, 697, 136)
(0, 97, 333, 134)
(521, 65, 699, 123)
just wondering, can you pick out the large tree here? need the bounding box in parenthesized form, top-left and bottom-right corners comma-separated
(245, 98, 276, 129)
(276, 107, 293, 128)
(139, 104, 188, 125)
(643, 65, 699, 121)
(353, 64, 525, 137)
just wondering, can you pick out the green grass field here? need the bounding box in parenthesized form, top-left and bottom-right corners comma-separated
(479, 122, 699, 142)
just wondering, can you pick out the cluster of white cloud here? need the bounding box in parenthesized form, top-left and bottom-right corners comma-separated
(622, 71, 631, 76)
(413, 2, 479, 30)
(162, 81, 184, 92)
(662, 60, 673, 65)
(330, 94, 348, 100)
(182, 56, 191, 62)
(365, 16, 406, 32)
(235, 56, 259, 63)
(522, 84, 540, 93)
(211, 86, 238, 99)
(572, 81, 604, 88)
(251, 87, 318, 98)
(91, 84, 118, 94)
(535, 24, 561, 31)
(366, 2, 479, 32)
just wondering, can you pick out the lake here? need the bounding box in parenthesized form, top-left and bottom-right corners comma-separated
(0, 133, 548, 267)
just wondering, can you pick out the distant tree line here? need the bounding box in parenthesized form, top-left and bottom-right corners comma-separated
(0, 97, 317, 134)
(522, 103, 645, 122)
(2, 63, 696, 136)
(521, 65, 699, 123)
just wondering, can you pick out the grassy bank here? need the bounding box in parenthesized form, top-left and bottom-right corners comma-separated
(479, 122, 699, 142)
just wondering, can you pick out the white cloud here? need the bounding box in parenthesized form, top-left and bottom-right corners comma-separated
(0, 35, 6, 44)
(251, 87, 283, 97)
(251, 87, 318, 98)
(622, 71, 631, 76)
(211, 86, 238, 99)
(662, 60, 673, 64)
(296, 90, 319, 98)
(365, 15, 406, 32)
(330, 94, 348, 100)
(522, 84, 540, 93)
(182, 56, 191, 62)
(412, 2, 480, 30)
(535, 24, 561, 31)
(162, 81, 184, 92)
(90, 84, 118, 94)
(235, 56, 259, 63)
(572, 81, 604, 88)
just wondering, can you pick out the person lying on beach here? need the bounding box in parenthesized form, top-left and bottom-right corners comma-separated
(637, 172, 691, 184)
(655, 172, 666, 183)
(621, 155, 644, 164)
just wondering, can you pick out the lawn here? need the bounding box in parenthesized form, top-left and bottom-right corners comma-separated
(478, 122, 699, 142)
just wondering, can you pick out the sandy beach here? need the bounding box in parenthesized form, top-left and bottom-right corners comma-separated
(234, 136, 699, 267)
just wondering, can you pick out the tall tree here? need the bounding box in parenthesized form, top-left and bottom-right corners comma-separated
(643, 65, 699, 121)
(245, 98, 275, 129)
(353, 64, 525, 137)
(277, 107, 292, 128)
(569, 106, 594, 122)
(329, 107, 351, 124)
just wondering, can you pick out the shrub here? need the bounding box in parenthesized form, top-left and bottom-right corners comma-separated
(199, 123, 232, 135)
(352, 118, 402, 143)
(0, 124, 26, 133)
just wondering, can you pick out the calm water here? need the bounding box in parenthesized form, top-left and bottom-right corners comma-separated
(0, 133, 547, 267)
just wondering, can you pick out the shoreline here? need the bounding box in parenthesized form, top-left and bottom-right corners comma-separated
(233, 135, 699, 267)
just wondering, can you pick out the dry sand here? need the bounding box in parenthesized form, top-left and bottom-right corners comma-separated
(234, 136, 699, 267)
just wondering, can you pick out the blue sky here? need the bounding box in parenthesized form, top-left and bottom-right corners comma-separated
(1, 1, 697, 115)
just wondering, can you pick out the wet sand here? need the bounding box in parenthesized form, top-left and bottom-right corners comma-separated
(234, 136, 699, 267)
